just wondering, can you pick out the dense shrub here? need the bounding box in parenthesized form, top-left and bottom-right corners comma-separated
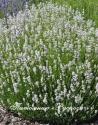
(0, 2, 98, 125)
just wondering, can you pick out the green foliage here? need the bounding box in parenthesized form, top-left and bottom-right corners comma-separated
(62, 0, 98, 27)
(0, 11, 4, 18)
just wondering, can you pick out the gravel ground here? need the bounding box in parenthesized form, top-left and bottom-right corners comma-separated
(0, 106, 49, 125)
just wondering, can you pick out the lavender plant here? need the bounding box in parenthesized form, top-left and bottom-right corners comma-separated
(0, 0, 28, 18)
(0, 2, 98, 125)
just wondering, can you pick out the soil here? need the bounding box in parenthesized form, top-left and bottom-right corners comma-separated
(0, 105, 49, 125)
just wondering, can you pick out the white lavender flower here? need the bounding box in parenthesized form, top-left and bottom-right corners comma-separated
(95, 29, 98, 37)
(96, 83, 98, 93)
(13, 82, 19, 93)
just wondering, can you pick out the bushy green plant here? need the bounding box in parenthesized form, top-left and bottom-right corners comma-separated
(0, 2, 98, 125)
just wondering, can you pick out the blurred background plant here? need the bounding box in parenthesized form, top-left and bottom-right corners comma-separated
(0, 0, 28, 27)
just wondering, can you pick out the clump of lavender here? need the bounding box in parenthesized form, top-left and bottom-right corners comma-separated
(0, 2, 98, 125)
(0, 0, 9, 27)
(0, 0, 28, 28)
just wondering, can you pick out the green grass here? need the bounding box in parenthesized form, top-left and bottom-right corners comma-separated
(52, 0, 98, 27)
(0, 11, 4, 18)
